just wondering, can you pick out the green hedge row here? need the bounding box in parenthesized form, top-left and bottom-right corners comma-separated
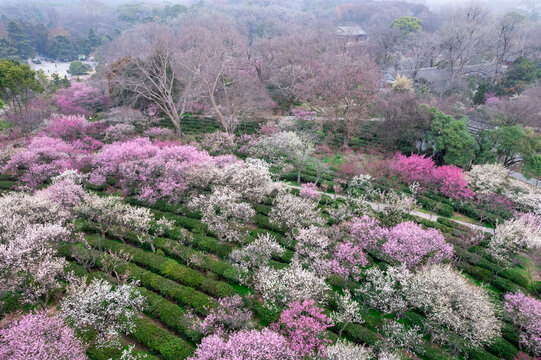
(128, 264, 213, 316)
(132, 317, 195, 360)
(140, 288, 201, 343)
(86, 236, 235, 298)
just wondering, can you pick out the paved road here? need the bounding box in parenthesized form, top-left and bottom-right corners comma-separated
(28, 59, 97, 79)
(508, 171, 540, 188)
(284, 183, 494, 234)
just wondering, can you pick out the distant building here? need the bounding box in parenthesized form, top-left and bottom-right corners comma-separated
(336, 25, 368, 42)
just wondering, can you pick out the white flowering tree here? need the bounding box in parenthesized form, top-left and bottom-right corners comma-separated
(76, 194, 128, 243)
(406, 264, 500, 349)
(380, 321, 424, 355)
(356, 265, 412, 316)
(253, 264, 330, 307)
(219, 158, 279, 203)
(325, 340, 373, 360)
(249, 131, 315, 184)
(189, 186, 255, 243)
(269, 193, 325, 237)
(0, 193, 72, 308)
(61, 277, 145, 348)
(467, 164, 508, 194)
(487, 213, 541, 266)
(330, 290, 364, 337)
(293, 226, 332, 277)
(229, 233, 285, 284)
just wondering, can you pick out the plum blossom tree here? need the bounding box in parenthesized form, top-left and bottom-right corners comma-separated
(0, 192, 73, 308)
(271, 299, 333, 358)
(37, 173, 86, 209)
(382, 221, 454, 269)
(293, 226, 332, 277)
(379, 321, 424, 355)
(56, 82, 110, 116)
(356, 265, 412, 316)
(61, 277, 145, 348)
(389, 153, 474, 199)
(192, 295, 253, 337)
(3, 136, 83, 188)
(269, 193, 325, 237)
(325, 340, 373, 360)
(0, 311, 86, 360)
(249, 131, 315, 184)
(300, 182, 322, 202)
(467, 163, 509, 194)
(407, 264, 500, 349)
(330, 290, 364, 337)
(254, 264, 330, 307)
(229, 233, 285, 284)
(189, 186, 255, 243)
(504, 291, 541, 355)
(188, 328, 296, 360)
(218, 158, 277, 203)
(487, 213, 541, 266)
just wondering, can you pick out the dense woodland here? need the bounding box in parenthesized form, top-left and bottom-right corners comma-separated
(0, 0, 541, 360)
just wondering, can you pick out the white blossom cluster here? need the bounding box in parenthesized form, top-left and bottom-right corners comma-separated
(254, 263, 330, 307)
(356, 265, 412, 316)
(218, 158, 279, 202)
(467, 164, 509, 194)
(61, 277, 145, 347)
(269, 193, 325, 236)
(229, 233, 285, 283)
(324, 340, 373, 360)
(293, 226, 332, 277)
(406, 264, 500, 348)
(487, 214, 541, 265)
(189, 186, 255, 243)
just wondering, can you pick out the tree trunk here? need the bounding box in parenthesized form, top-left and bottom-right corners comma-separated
(297, 168, 302, 184)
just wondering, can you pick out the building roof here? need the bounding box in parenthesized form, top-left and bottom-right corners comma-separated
(336, 25, 367, 37)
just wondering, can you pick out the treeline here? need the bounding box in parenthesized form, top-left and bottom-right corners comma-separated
(0, 19, 102, 61)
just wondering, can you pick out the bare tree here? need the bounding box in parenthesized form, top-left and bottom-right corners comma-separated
(490, 13, 524, 79)
(398, 32, 440, 79)
(299, 50, 380, 147)
(107, 23, 200, 138)
(437, 5, 489, 88)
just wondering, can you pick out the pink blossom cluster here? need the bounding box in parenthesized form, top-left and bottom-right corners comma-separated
(56, 82, 111, 116)
(3, 136, 87, 188)
(43, 115, 107, 151)
(389, 153, 474, 199)
(349, 216, 453, 269)
(196, 295, 253, 337)
(291, 108, 317, 121)
(90, 137, 234, 202)
(189, 329, 295, 360)
(0, 311, 86, 360)
(143, 127, 175, 138)
(382, 221, 454, 268)
(504, 291, 541, 355)
(300, 183, 321, 201)
(271, 299, 333, 358)
(36, 178, 86, 208)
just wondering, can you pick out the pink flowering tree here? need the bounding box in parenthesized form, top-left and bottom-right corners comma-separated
(43, 114, 106, 151)
(389, 153, 474, 199)
(3, 136, 85, 188)
(36, 174, 86, 209)
(56, 82, 110, 116)
(90, 138, 222, 202)
(0, 312, 86, 360)
(300, 183, 322, 202)
(188, 328, 296, 360)
(504, 291, 541, 355)
(350, 216, 387, 249)
(382, 221, 454, 269)
(192, 295, 254, 337)
(271, 299, 333, 358)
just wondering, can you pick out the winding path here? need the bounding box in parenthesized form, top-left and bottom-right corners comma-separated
(284, 183, 494, 234)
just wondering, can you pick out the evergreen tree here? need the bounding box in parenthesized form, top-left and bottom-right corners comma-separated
(7, 21, 34, 59)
